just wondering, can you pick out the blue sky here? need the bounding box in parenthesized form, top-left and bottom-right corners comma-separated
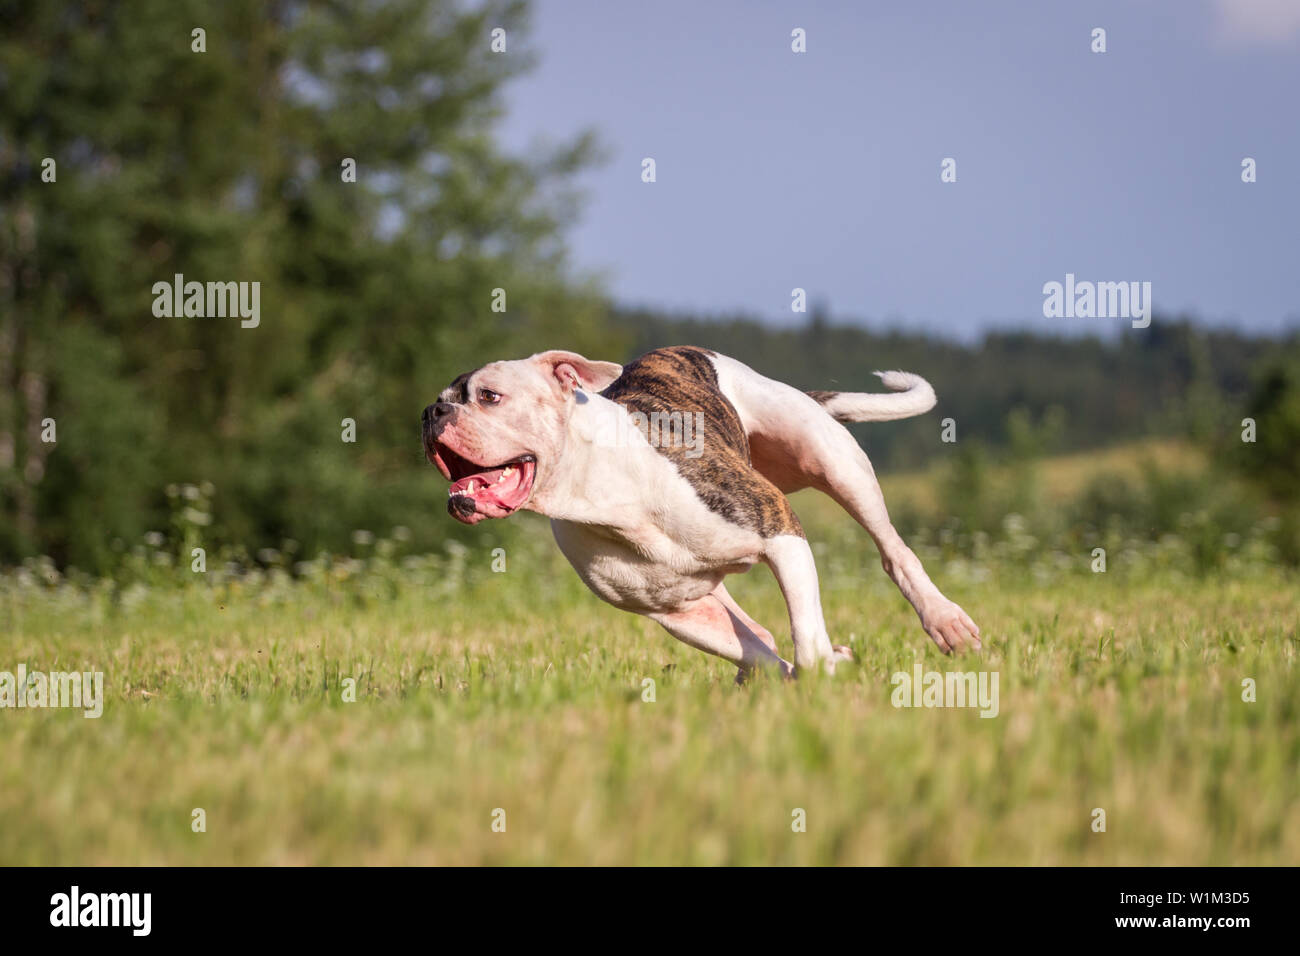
(497, 0, 1300, 339)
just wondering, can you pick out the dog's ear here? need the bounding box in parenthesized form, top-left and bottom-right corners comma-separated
(532, 350, 623, 394)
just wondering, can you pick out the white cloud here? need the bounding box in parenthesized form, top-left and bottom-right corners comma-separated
(1211, 0, 1300, 49)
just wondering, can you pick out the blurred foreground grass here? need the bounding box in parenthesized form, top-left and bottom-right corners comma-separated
(2, 447, 1297, 865)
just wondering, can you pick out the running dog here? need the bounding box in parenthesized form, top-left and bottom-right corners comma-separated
(422, 346, 980, 679)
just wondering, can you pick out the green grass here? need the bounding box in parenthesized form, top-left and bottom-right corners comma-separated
(877, 437, 1207, 512)
(2, 491, 1298, 865)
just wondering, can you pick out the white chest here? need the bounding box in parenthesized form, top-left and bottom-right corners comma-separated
(549, 516, 761, 614)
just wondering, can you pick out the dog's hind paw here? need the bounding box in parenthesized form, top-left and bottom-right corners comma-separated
(920, 599, 982, 654)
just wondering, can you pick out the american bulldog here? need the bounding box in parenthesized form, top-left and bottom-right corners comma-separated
(422, 346, 980, 679)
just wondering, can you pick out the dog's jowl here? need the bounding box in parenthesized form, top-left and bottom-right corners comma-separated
(423, 346, 980, 678)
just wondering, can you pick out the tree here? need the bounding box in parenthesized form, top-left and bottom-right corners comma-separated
(1234, 358, 1300, 502)
(0, 0, 616, 568)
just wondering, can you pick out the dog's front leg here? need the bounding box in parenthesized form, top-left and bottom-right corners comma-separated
(762, 535, 854, 675)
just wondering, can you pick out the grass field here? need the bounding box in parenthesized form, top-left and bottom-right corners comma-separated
(3, 458, 1298, 865)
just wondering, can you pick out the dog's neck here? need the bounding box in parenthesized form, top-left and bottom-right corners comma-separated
(526, 390, 656, 526)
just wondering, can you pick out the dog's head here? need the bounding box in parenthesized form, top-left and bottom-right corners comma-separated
(422, 350, 623, 525)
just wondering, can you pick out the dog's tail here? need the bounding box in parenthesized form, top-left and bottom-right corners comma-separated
(807, 371, 937, 423)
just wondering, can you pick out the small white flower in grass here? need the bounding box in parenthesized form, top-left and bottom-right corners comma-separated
(182, 508, 211, 526)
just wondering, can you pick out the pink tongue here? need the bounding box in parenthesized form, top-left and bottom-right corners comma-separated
(450, 470, 502, 494)
(452, 464, 530, 507)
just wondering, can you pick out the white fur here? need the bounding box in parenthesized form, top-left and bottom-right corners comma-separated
(546, 390, 767, 614)
(434, 349, 980, 676)
(710, 353, 980, 658)
(818, 370, 936, 423)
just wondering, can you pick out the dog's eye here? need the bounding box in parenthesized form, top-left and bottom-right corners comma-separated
(478, 388, 501, 406)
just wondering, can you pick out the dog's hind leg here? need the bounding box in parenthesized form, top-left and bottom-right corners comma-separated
(649, 588, 795, 681)
(712, 355, 981, 654)
(712, 580, 851, 678)
(711, 582, 779, 653)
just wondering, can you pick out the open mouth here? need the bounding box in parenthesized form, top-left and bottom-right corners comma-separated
(429, 442, 537, 524)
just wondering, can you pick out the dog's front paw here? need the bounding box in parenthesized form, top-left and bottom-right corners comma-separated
(792, 644, 855, 678)
(920, 600, 981, 654)
(818, 644, 855, 675)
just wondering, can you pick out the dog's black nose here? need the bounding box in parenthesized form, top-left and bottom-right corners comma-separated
(423, 402, 457, 437)
(423, 402, 454, 426)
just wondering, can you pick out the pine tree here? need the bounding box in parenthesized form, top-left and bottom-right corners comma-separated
(0, 0, 615, 567)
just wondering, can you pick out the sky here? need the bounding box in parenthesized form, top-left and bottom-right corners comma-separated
(496, 0, 1300, 340)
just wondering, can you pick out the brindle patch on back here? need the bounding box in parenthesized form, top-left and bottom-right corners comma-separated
(600, 346, 802, 538)
(805, 389, 840, 406)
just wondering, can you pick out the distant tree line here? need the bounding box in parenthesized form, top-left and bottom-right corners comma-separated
(614, 308, 1298, 473)
(2, 1, 1295, 572)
